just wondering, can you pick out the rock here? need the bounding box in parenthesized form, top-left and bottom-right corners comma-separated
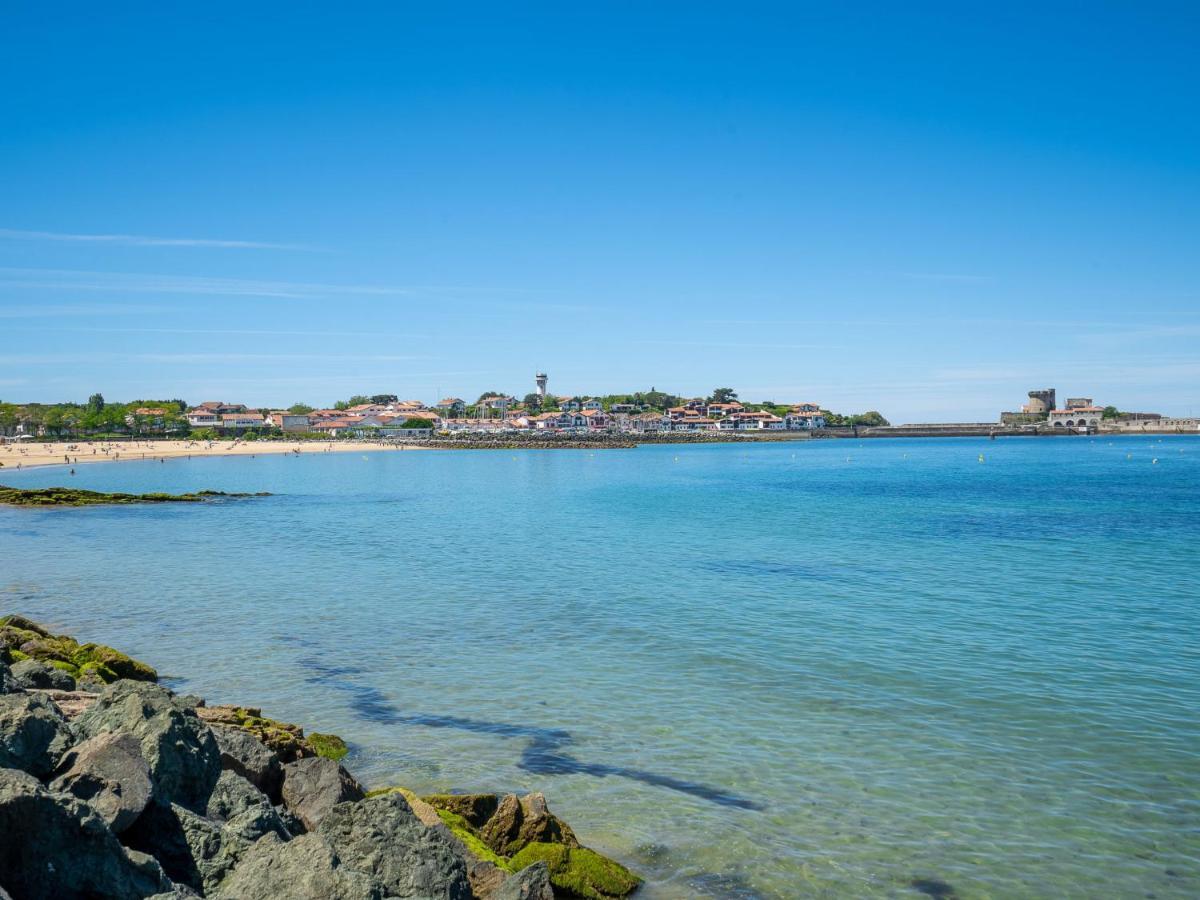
(318, 793, 471, 899)
(49, 731, 153, 833)
(11, 657, 76, 691)
(214, 833, 382, 900)
(308, 731, 349, 760)
(493, 862, 555, 900)
(72, 642, 158, 682)
(368, 786, 443, 827)
(73, 681, 220, 810)
(0, 691, 73, 778)
(0, 660, 14, 695)
(0, 766, 172, 900)
(275, 802, 307, 836)
(123, 800, 250, 895)
(206, 769, 291, 842)
(281, 756, 365, 831)
(0, 615, 51, 637)
(212, 724, 284, 802)
(515, 792, 579, 852)
(479, 793, 523, 855)
(198, 705, 311, 763)
(32, 687, 99, 717)
(424, 793, 500, 828)
(509, 843, 641, 900)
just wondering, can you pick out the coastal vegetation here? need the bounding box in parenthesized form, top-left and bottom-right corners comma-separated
(0, 616, 640, 898)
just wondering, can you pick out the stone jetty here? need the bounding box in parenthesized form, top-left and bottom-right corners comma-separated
(0, 615, 640, 900)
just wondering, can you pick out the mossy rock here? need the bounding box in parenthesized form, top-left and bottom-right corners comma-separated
(307, 732, 348, 761)
(0, 615, 51, 636)
(197, 704, 338, 763)
(76, 660, 120, 684)
(48, 659, 80, 676)
(71, 642, 158, 682)
(17, 636, 78, 665)
(510, 843, 641, 900)
(423, 793, 500, 828)
(436, 809, 515, 874)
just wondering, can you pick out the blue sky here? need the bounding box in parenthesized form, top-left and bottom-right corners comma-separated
(2, 2, 1197, 421)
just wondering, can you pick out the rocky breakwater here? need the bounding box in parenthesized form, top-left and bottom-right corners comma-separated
(0, 615, 640, 900)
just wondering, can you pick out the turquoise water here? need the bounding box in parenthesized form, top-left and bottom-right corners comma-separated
(1, 437, 1197, 898)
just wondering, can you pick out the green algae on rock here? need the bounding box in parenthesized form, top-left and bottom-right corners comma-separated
(306, 732, 348, 761)
(0, 484, 271, 507)
(0, 615, 157, 683)
(510, 842, 642, 900)
(196, 705, 348, 765)
(435, 807, 516, 873)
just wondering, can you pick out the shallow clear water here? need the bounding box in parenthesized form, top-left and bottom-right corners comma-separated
(2, 437, 1197, 898)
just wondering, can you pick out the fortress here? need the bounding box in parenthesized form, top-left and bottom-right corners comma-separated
(1000, 389, 1057, 425)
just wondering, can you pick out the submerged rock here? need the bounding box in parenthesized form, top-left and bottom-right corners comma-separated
(214, 833, 382, 900)
(318, 793, 471, 899)
(11, 657, 76, 691)
(281, 756, 365, 831)
(0, 767, 172, 900)
(73, 681, 220, 810)
(49, 731, 153, 833)
(0, 691, 73, 778)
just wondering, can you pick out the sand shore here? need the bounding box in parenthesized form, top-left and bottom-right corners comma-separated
(0, 438, 423, 471)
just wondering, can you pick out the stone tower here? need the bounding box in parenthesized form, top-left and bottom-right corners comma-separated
(1024, 389, 1056, 415)
(536, 372, 548, 398)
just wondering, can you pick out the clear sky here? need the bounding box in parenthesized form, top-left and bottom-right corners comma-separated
(2, 2, 1197, 421)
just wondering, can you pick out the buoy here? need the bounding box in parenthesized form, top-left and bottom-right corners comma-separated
(1153, 458, 1159, 464)
(978, 454, 985, 463)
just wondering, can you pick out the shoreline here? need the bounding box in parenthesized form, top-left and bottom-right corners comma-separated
(4, 429, 1195, 472)
(0, 438, 427, 471)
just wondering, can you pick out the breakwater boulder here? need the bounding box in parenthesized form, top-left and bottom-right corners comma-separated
(0, 616, 639, 899)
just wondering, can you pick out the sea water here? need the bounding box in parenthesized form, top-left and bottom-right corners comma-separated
(1, 436, 1197, 898)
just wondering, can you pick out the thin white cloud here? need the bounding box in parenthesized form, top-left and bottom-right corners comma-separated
(0, 228, 316, 251)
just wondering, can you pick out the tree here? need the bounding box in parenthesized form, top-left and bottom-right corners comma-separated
(400, 418, 431, 428)
(289, 403, 314, 415)
(334, 400, 349, 410)
(1102, 406, 1121, 420)
(851, 411, 889, 427)
(370, 394, 398, 405)
(522, 393, 542, 412)
(708, 387, 738, 404)
(87, 393, 105, 414)
(346, 395, 371, 407)
(541, 395, 560, 411)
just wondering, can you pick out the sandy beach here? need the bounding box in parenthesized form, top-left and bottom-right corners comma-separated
(0, 438, 424, 471)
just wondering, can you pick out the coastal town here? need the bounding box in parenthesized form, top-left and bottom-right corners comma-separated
(1, 377, 1196, 444)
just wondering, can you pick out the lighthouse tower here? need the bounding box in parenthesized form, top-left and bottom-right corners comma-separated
(535, 372, 548, 398)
